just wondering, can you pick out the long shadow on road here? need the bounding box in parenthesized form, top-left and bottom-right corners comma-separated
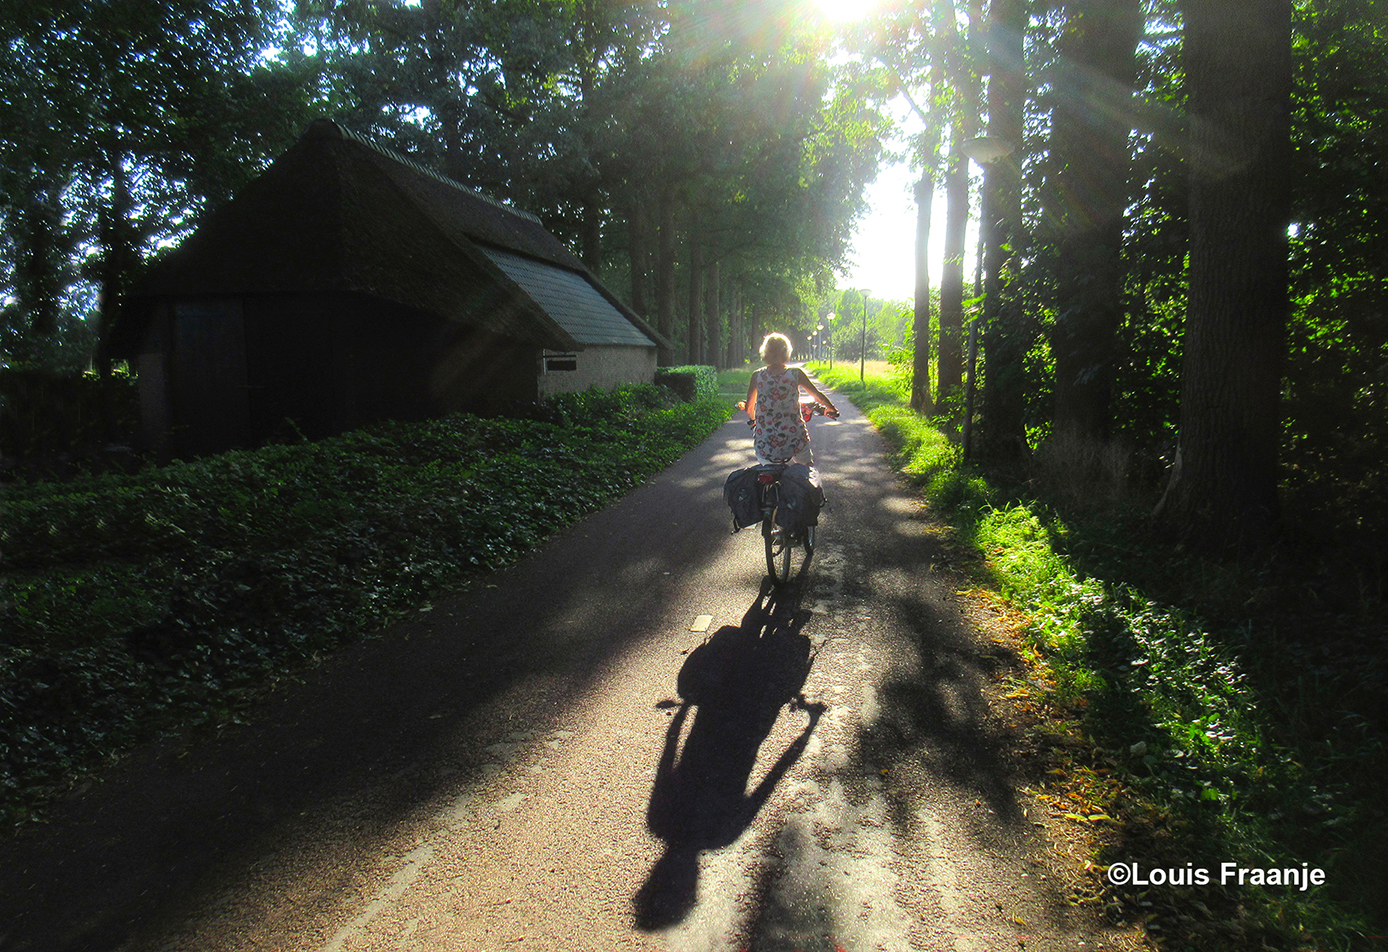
(634, 579, 826, 931)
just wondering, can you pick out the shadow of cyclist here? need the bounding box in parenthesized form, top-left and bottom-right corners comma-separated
(633, 579, 826, 931)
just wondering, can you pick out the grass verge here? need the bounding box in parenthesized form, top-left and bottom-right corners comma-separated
(0, 384, 732, 831)
(806, 362, 1383, 952)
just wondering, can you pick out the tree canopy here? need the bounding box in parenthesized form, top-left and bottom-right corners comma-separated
(0, 0, 888, 375)
(3, 0, 1386, 547)
(808, 0, 1386, 548)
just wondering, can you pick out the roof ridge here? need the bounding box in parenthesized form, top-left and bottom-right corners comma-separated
(309, 119, 542, 225)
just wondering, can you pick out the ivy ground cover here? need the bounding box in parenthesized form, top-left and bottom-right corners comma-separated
(0, 385, 731, 829)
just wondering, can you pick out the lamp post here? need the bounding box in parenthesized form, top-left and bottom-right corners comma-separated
(827, 312, 836, 369)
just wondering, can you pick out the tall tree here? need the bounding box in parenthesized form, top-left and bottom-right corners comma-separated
(912, 167, 937, 411)
(977, 0, 1031, 461)
(656, 186, 678, 365)
(688, 233, 706, 363)
(936, 0, 984, 407)
(626, 195, 652, 319)
(937, 124, 970, 402)
(1280, 0, 1388, 528)
(1154, 0, 1292, 547)
(0, 0, 883, 380)
(706, 259, 723, 368)
(866, 0, 949, 412)
(1046, 0, 1142, 443)
(0, 0, 294, 372)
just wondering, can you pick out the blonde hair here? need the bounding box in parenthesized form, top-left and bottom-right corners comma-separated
(759, 333, 793, 363)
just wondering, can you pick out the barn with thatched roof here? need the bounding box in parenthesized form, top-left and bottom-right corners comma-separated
(111, 119, 664, 458)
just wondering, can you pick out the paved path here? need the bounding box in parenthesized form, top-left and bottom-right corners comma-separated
(0, 387, 1140, 952)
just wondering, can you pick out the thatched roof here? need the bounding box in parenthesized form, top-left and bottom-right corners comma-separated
(113, 120, 663, 356)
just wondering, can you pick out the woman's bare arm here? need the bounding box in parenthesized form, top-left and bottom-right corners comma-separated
(795, 369, 839, 415)
(743, 375, 758, 421)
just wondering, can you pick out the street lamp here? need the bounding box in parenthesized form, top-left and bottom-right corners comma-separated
(826, 312, 836, 369)
(960, 134, 1016, 165)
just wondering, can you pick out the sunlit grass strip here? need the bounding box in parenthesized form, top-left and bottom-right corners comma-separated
(806, 362, 1368, 950)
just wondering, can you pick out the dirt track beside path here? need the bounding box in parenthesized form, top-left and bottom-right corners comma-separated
(0, 388, 1144, 952)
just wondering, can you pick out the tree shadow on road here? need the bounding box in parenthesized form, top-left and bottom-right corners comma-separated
(634, 579, 826, 931)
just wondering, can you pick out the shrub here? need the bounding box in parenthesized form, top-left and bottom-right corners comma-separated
(655, 365, 717, 402)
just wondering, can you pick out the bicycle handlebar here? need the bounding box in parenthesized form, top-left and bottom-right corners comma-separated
(738, 400, 840, 425)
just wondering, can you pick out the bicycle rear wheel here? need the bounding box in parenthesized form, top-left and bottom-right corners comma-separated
(763, 515, 792, 583)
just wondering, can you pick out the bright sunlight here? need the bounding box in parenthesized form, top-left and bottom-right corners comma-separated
(810, 0, 872, 24)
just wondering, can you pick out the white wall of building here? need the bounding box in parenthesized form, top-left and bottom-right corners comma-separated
(537, 345, 657, 396)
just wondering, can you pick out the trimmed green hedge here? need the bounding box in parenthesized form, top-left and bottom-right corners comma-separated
(655, 365, 717, 402)
(0, 384, 732, 827)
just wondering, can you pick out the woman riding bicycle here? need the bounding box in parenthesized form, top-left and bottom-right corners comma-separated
(739, 333, 839, 465)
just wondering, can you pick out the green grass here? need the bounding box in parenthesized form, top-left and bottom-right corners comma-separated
(717, 365, 755, 399)
(806, 361, 1382, 952)
(0, 384, 733, 830)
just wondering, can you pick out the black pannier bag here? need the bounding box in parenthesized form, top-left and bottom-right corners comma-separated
(723, 467, 763, 532)
(773, 464, 824, 536)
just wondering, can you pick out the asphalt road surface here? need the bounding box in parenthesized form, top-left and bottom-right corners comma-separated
(0, 384, 1142, 952)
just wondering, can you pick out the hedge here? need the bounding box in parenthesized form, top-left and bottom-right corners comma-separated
(654, 365, 718, 402)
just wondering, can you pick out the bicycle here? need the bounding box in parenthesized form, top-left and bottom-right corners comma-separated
(748, 400, 835, 584)
(755, 465, 813, 583)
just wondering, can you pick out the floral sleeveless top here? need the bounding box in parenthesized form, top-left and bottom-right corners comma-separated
(753, 366, 809, 462)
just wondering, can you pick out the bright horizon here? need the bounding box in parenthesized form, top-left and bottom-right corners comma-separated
(836, 159, 982, 308)
(835, 98, 981, 306)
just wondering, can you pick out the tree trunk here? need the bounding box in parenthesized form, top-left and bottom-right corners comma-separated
(728, 281, 742, 368)
(687, 237, 705, 365)
(1049, 0, 1141, 443)
(582, 196, 602, 275)
(938, 128, 968, 403)
(978, 0, 1031, 462)
(656, 186, 675, 365)
(16, 183, 63, 338)
(97, 149, 138, 441)
(911, 173, 935, 412)
(706, 258, 721, 370)
(628, 196, 650, 318)
(574, 0, 601, 275)
(1154, 0, 1290, 549)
